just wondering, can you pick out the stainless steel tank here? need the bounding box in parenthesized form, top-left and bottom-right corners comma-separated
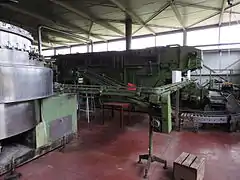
(0, 22, 53, 140)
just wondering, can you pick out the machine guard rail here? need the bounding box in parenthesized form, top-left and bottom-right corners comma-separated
(54, 80, 193, 98)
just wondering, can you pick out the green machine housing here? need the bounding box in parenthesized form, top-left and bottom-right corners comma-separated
(36, 93, 78, 148)
(54, 46, 202, 87)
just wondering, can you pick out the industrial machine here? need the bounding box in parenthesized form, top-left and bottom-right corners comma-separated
(179, 77, 240, 132)
(55, 80, 193, 178)
(52, 45, 203, 178)
(0, 22, 78, 178)
(52, 45, 203, 131)
(53, 45, 202, 86)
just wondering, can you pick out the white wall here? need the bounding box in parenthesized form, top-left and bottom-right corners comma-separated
(192, 50, 240, 84)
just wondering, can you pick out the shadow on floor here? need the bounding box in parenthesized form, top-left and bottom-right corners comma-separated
(63, 111, 148, 153)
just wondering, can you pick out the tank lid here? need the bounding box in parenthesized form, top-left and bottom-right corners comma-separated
(0, 21, 33, 42)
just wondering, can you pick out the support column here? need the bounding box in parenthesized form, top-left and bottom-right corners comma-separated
(154, 35, 157, 47)
(125, 16, 132, 50)
(183, 30, 187, 46)
(87, 44, 90, 53)
(90, 41, 93, 52)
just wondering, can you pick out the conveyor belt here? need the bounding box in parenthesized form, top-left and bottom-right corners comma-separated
(179, 110, 240, 132)
(80, 69, 125, 87)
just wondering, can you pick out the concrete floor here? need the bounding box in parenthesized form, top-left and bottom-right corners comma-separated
(4, 112, 240, 180)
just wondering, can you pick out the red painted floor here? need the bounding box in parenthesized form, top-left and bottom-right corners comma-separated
(5, 112, 240, 180)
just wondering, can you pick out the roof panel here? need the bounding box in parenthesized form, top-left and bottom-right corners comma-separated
(191, 14, 220, 27)
(2, 0, 240, 45)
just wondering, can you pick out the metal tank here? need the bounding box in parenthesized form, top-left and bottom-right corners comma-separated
(0, 22, 53, 140)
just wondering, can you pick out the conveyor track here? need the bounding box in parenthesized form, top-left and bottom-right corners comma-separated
(179, 110, 240, 132)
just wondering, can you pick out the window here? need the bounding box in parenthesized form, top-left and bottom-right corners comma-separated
(156, 32, 183, 46)
(187, 28, 219, 46)
(108, 40, 126, 51)
(132, 36, 155, 49)
(197, 44, 240, 51)
(220, 25, 240, 43)
(93, 43, 107, 52)
(71, 45, 88, 53)
(42, 49, 54, 57)
(56, 48, 70, 55)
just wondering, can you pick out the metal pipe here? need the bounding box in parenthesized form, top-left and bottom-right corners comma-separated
(37, 25, 90, 55)
(37, 26, 42, 55)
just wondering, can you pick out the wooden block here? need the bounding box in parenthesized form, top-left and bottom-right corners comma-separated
(174, 152, 189, 164)
(173, 152, 205, 180)
(182, 154, 197, 167)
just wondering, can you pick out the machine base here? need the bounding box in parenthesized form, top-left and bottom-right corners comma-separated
(0, 133, 76, 176)
(138, 154, 167, 178)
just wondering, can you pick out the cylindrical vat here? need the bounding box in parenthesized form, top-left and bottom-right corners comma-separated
(0, 101, 39, 140)
(0, 21, 53, 140)
(0, 65, 53, 103)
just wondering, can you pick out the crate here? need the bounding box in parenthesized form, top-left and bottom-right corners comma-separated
(173, 152, 205, 180)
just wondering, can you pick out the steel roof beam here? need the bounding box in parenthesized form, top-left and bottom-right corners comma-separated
(108, 0, 156, 35)
(0, 3, 105, 41)
(98, 18, 181, 30)
(188, 1, 240, 28)
(175, 1, 240, 14)
(133, 2, 170, 35)
(49, 0, 124, 36)
(188, 12, 220, 28)
(219, 0, 227, 26)
(170, 0, 186, 30)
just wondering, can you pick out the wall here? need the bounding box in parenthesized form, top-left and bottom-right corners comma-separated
(192, 49, 240, 84)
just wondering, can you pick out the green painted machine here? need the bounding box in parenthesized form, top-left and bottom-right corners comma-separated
(53, 45, 202, 133)
(54, 45, 202, 87)
(55, 80, 193, 178)
(36, 94, 78, 148)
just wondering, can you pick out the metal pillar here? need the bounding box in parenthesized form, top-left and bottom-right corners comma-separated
(154, 35, 157, 47)
(87, 41, 93, 52)
(90, 41, 93, 52)
(125, 16, 132, 50)
(183, 30, 187, 46)
(87, 44, 90, 52)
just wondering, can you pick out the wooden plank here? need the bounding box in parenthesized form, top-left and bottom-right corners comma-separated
(196, 159, 205, 180)
(174, 152, 189, 164)
(182, 154, 197, 167)
(191, 157, 205, 169)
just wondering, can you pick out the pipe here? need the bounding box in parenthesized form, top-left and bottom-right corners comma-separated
(37, 25, 90, 55)
(38, 26, 42, 55)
